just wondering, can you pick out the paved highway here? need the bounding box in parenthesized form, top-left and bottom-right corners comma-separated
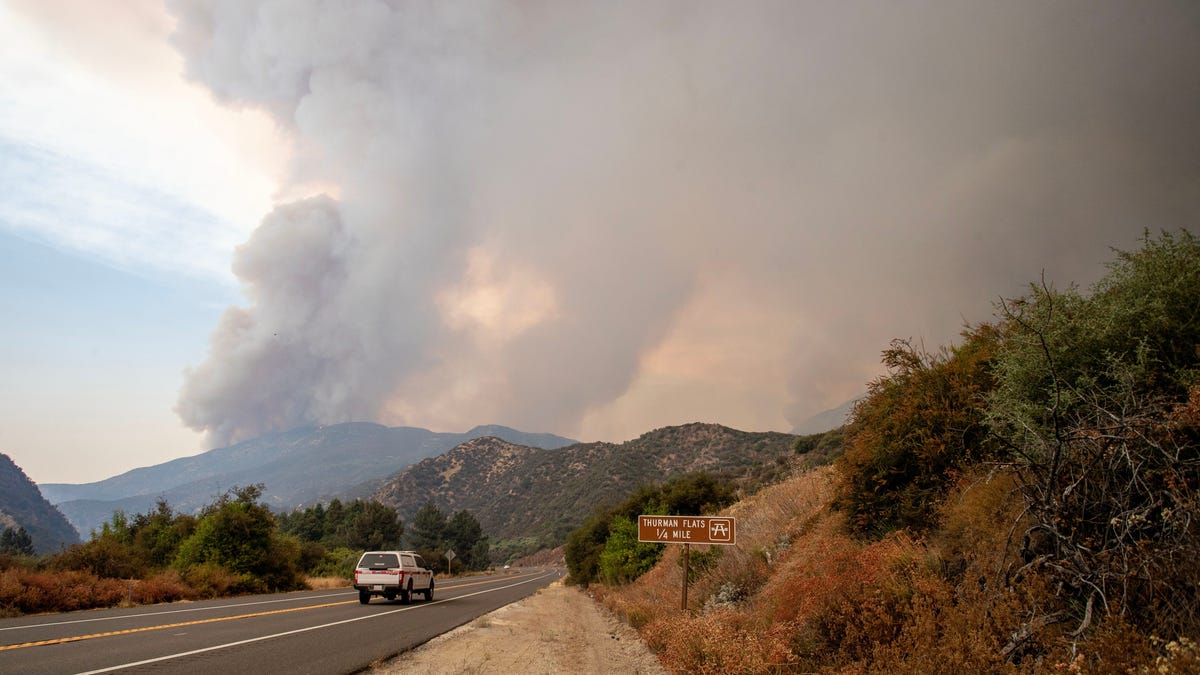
(0, 568, 563, 674)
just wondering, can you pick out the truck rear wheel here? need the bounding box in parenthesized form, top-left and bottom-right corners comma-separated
(400, 582, 412, 604)
(358, 590, 370, 605)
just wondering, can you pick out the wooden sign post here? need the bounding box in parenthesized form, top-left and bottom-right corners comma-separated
(637, 515, 737, 611)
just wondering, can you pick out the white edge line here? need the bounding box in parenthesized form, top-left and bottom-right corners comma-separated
(2, 574, 509, 632)
(75, 572, 559, 675)
(0, 592, 353, 632)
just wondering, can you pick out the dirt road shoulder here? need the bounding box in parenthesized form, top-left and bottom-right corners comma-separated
(369, 579, 666, 674)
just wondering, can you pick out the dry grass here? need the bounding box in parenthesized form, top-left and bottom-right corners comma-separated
(305, 576, 352, 590)
(597, 465, 1190, 673)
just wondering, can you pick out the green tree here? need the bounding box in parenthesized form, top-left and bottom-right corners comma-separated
(346, 501, 404, 550)
(174, 485, 303, 591)
(406, 502, 448, 561)
(0, 526, 34, 556)
(446, 510, 489, 570)
(322, 499, 345, 544)
(277, 503, 325, 543)
(565, 509, 612, 585)
(130, 499, 195, 569)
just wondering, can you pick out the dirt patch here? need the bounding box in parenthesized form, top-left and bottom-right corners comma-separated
(370, 580, 666, 674)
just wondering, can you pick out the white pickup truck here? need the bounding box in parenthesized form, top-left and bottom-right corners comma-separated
(353, 550, 435, 604)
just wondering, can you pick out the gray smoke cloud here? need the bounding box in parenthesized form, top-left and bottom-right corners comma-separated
(171, 0, 1200, 446)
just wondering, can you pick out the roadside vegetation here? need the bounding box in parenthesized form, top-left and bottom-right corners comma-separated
(588, 230, 1200, 672)
(0, 485, 491, 616)
(566, 472, 739, 586)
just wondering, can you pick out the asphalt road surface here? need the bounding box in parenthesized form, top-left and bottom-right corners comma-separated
(0, 568, 563, 674)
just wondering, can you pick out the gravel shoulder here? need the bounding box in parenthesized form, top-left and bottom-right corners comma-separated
(369, 579, 666, 674)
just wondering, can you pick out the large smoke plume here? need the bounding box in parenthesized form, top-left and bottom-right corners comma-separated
(171, 0, 1200, 446)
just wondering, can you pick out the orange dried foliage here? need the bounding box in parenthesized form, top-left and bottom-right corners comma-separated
(642, 608, 799, 674)
(132, 570, 195, 604)
(600, 461, 1194, 673)
(934, 468, 1026, 576)
(757, 527, 936, 662)
(0, 568, 127, 614)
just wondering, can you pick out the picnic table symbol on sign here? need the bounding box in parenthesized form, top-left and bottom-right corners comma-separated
(708, 518, 732, 542)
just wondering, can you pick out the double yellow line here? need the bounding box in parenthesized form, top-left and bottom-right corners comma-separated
(1, 574, 527, 652)
(0, 600, 353, 651)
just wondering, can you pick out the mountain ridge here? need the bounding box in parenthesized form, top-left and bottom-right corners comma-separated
(43, 423, 577, 536)
(0, 453, 80, 553)
(373, 422, 811, 553)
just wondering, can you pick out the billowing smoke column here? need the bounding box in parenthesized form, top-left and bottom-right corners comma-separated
(171, 0, 1200, 447)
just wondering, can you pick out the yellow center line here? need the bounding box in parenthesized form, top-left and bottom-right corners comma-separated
(0, 573, 539, 652)
(0, 600, 354, 651)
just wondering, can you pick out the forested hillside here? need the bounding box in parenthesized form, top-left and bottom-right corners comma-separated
(596, 230, 1200, 672)
(374, 423, 830, 558)
(0, 454, 79, 554)
(44, 423, 576, 537)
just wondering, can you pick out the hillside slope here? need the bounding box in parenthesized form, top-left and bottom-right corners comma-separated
(0, 454, 79, 553)
(373, 422, 802, 548)
(44, 423, 576, 537)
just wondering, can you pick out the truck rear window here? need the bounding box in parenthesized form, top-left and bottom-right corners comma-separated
(358, 553, 400, 569)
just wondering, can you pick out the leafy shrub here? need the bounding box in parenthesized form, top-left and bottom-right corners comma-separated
(308, 546, 360, 579)
(597, 516, 662, 584)
(835, 325, 999, 535)
(51, 536, 144, 579)
(988, 230, 1200, 636)
(174, 485, 304, 592)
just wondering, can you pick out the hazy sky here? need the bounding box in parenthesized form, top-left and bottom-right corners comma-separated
(3, 1, 1198, 485)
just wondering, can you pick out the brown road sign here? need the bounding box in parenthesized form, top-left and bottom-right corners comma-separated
(637, 515, 736, 545)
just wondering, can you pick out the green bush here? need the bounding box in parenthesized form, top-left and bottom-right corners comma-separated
(308, 547, 359, 579)
(598, 516, 663, 584)
(987, 229, 1200, 636)
(566, 472, 736, 586)
(835, 325, 999, 535)
(174, 485, 304, 592)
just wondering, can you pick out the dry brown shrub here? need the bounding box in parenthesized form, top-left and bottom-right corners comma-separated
(690, 467, 838, 610)
(596, 435, 1196, 673)
(867, 568, 1046, 673)
(1142, 636, 1200, 674)
(599, 467, 838, 619)
(133, 570, 195, 604)
(642, 608, 798, 673)
(934, 468, 1026, 576)
(0, 568, 27, 616)
(756, 527, 939, 663)
(595, 545, 682, 631)
(182, 563, 246, 598)
(0, 568, 128, 614)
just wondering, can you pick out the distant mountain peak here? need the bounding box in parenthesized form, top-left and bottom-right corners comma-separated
(792, 398, 859, 435)
(41, 422, 579, 536)
(373, 422, 805, 550)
